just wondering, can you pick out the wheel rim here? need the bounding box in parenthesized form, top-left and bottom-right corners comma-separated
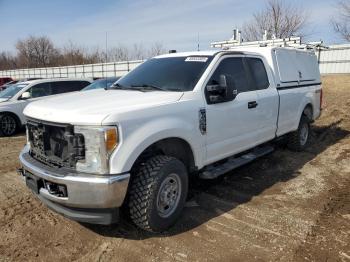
(1, 115, 16, 136)
(300, 123, 309, 146)
(156, 173, 182, 218)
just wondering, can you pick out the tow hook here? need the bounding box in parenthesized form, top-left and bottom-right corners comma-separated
(17, 167, 24, 176)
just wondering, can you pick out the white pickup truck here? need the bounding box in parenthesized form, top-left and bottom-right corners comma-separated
(19, 47, 322, 232)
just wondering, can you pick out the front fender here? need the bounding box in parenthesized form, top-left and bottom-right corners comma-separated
(109, 116, 204, 174)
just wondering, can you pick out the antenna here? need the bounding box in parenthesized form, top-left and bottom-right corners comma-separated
(197, 32, 200, 51)
(105, 31, 108, 89)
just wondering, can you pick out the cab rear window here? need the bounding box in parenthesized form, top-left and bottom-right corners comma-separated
(246, 58, 269, 90)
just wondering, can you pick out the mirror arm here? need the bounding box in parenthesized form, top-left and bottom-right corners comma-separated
(209, 95, 224, 103)
(206, 84, 226, 92)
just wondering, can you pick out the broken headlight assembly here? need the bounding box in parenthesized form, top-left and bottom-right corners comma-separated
(75, 126, 119, 175)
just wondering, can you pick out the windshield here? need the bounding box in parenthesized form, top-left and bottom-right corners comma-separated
(0, 83, 28, 99)
(115, 56, 213, 92)
(82, 77, 119, 91)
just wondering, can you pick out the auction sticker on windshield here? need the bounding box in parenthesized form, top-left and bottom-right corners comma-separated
(185, 57, 208, 62)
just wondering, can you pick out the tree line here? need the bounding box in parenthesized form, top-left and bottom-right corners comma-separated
(0, 38, 166, 70)
(1, 0, 349, 71)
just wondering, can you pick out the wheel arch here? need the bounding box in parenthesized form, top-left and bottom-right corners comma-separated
(0, 111, 22, 126)
(131, 137, 196, 174)
(302, 103, 313, 121)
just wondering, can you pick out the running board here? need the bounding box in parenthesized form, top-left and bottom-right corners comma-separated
(199, 146, 274, 179)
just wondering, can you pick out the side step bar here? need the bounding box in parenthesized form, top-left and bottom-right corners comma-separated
(199, 145, 274, 179)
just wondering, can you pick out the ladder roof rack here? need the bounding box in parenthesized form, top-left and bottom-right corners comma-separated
(211, 29, 327, 51)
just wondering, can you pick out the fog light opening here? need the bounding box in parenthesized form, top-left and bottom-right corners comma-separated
(44, 181, 68, 197)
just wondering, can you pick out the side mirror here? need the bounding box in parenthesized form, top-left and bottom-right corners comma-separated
(20, 91, 31, 100)
(219, 74, 227, 89)
(206, 74, 236, 104)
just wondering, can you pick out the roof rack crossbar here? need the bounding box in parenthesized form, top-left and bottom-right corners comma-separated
(211, 33, 327, 51)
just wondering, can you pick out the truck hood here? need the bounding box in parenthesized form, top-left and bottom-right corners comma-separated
(24, 89, 184, 125)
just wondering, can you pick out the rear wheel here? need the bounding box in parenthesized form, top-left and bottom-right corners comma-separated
(128, 155, 188, 232)
(0, 114, 18, 137)
(287, 115, 310, 151)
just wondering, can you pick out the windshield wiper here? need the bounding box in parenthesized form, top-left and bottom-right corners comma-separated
(108, 83, 139, 91)
(131, 84, 167, 91)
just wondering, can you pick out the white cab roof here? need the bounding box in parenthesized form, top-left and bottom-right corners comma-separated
(156, 50, 220, 58)
(156, 46, 314, 59)
(19, 78, 92, 86)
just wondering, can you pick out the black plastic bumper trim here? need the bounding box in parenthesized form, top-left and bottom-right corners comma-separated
(36, 194, 119, 225)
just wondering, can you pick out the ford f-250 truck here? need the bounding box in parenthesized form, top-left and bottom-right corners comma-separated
(18, 47, 322, 232)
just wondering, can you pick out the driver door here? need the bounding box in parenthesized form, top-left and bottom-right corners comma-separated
(204, 56, 260, 165)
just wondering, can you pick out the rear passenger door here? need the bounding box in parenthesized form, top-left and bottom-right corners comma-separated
(51, 81, 90, 95)
(245, 57, 279, 142)
(205, 56, 260, 164)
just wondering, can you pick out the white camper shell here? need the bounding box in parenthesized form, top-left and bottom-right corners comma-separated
(234, 46, 321, 87)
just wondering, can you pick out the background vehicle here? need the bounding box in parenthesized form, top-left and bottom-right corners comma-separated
(19, 47, 322, 232)
(0, 78, 92, 136)
(0, 77, 13, 86)
(0, 80, 19, 91)
(81, 77, 120, 91)
(0, 79, 44, 92)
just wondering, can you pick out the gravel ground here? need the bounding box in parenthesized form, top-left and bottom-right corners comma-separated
(0, 74, 349, 262)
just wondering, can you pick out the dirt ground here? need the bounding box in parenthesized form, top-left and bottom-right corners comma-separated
(0, 75, 349, 262)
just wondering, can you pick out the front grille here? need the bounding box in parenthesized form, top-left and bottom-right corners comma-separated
(27, 119, 85, 168)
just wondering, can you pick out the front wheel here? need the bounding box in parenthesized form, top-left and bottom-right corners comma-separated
(0, 114, 18, 137)
(128, 155, 188, 232)
(287, 115, 310, 151)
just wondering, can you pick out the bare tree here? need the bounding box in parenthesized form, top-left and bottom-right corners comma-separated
(0, 52, 17, 70)
(332, 0, 350, 41)
(148, 42, 166, 57)
(60, 41, 88, 65)
(109, 42, 166, 61)
(242, 0, 308, 41)
(16, 36, 59, 68)
(108, 45, 130, 62)
(60, 42, 107, 65)
(130, 43, 146, 60)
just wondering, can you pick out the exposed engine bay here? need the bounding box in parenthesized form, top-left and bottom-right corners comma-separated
(27, 119, 85, 168)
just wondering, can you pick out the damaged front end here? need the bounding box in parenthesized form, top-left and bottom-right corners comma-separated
(26, 119, 85, 169)
(18, 119, 129, 225)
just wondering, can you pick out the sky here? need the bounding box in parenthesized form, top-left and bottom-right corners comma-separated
(0, 0, 343, 54)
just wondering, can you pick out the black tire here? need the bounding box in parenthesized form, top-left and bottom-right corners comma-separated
(287, 115, 310, 151)
(0, 114, 18, 137)
(128, 155, 188, 232)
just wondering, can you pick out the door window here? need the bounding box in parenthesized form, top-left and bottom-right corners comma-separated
(208, 57, 250, 94)
(29, 83, 52, 98)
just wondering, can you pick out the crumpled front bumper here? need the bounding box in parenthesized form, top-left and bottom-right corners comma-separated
(19, 145, 130, 224)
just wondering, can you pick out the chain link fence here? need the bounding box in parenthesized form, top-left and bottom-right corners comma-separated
(0, 60, 144, 79)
